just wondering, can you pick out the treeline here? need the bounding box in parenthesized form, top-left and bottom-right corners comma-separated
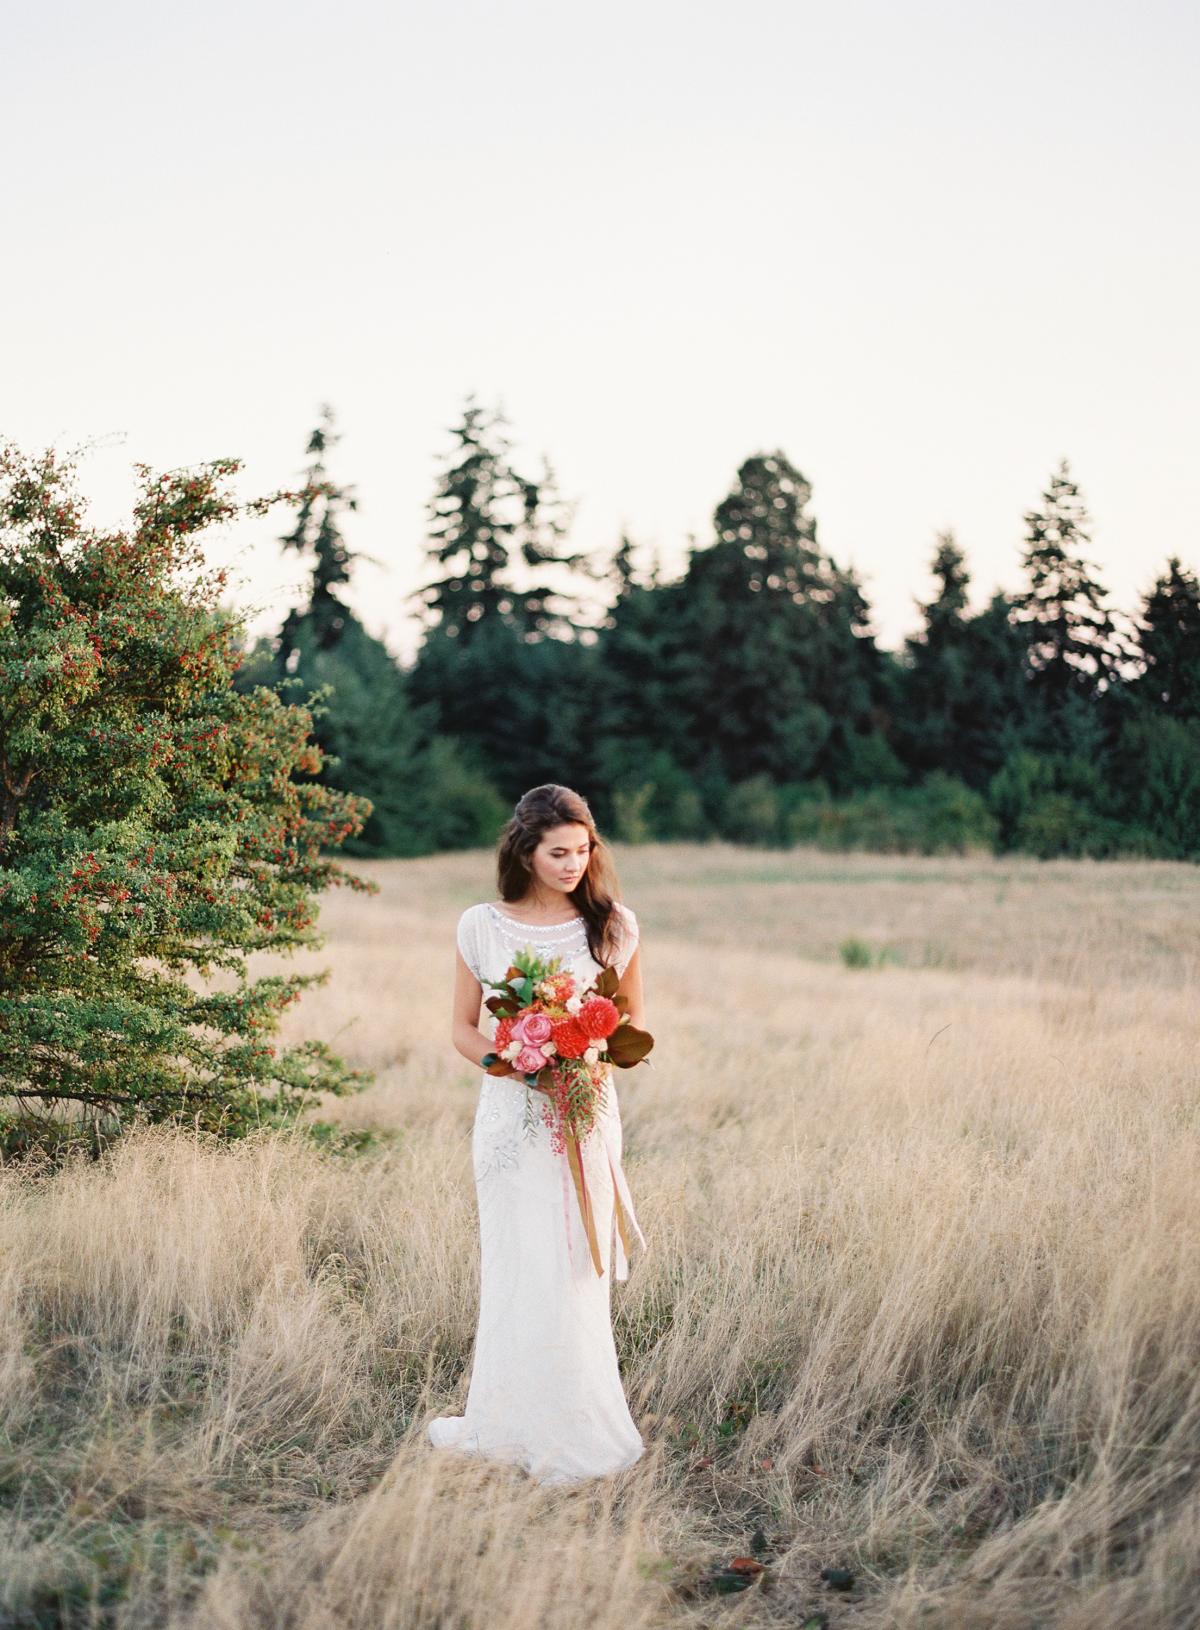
(235, 400, 1200, 860)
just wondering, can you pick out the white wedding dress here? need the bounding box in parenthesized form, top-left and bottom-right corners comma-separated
(427, 899, 648, 1485)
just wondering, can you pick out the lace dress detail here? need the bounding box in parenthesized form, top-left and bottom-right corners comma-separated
(428, 898, 647, 1485)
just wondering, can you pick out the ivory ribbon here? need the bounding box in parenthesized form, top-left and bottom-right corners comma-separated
(561, 1127, 647, 1280)
(608, 1147, 647, 1281)
(564, 1133, 603, 1275)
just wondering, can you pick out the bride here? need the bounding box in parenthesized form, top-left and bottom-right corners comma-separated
(427, 783, 649, 1485)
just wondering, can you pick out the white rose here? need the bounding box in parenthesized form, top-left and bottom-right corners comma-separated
(566, 995, 583, 1014)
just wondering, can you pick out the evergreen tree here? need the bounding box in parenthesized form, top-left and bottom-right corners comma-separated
(241, 408, 514, 857)
(409, 615, 604, 800)
(894, 550, 1039, 793)
(1131, 555, 1200, 720)
(261, 411, 458, 858)
(512, 452, 602, 638)
(593, 575, 710, 790)
(677, 451, 882, 787)
(1107, 712, 1200, 858)
(237, 611, 507, 858)
(954, 591, 1041, 785)
(412, 396, 586, 646)
(706, 450, 825, 598)
(605, 529, 641, 614)
(922, 530, 971, 637)
(1012, 458, 1132, 716)
(894, 531, 976, 776)
(276, 406, 370, 666)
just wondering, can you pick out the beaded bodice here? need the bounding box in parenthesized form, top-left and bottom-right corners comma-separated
(483, 902, 592, 964)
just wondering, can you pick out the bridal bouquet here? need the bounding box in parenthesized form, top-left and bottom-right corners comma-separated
(478, 947, 653, 1273)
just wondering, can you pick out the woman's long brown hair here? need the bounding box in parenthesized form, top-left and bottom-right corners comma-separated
(495, 784, 624, 970)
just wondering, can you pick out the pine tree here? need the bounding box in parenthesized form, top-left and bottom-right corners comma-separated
(609, 530, 640, 605)
(1132, 555, 1200, 720)
(267, 610, 509, 857)
(1012, 458, 1132, 706)
(956, 591, 1041, 784)
(665, 451, 881, 785)
(268, 412, 443, 859)
(276, 405, 370, 665)
(895, 530, 974, 775)
(412, 396, 586, 645)
(511, 453, 600, 638)
(703, 451, 826, 601)
(922, 531, 971, 641)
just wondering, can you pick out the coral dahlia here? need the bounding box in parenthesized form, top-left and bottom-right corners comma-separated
(551, 1016, 590, 1059)
(578, 996, 620, 1040)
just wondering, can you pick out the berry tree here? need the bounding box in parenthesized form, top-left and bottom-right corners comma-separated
(0, 439, 378, 1160)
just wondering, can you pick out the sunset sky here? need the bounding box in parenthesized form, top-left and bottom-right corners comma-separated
(5, 0, 1197, 663)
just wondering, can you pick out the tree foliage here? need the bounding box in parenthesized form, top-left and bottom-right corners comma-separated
(397, 434, 1198, 856)
(0, 440, 379, 1161)
(1012, 457, 1133, 717)
(412, 396, 589, 645)
(1131, 555, 1200, 722)
(276, 405, 373, 666)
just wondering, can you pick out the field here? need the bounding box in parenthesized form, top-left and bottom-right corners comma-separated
(2, 844, 1198, 1628)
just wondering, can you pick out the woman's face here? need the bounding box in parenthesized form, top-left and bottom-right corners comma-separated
(530, 822, 593, 895)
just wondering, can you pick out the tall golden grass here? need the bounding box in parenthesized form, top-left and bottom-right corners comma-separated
(2, 844, 1197, 1628)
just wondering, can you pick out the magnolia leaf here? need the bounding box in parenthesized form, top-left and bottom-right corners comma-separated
(606, 1023, 654, 1066)
(593, 966, 619, 998)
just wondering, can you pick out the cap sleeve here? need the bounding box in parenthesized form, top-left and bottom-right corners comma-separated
(456, 905, 483, 981)
(613, 902, 639, 978)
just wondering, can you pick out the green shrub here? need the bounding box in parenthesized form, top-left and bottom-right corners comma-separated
(598, 747, 710, 842)
(781, 774, 995, 855)
(906, 771, 998, 854)
(1014, 794, 1134, 860)
(0, 440, 377, 1161)
(1108, 712, 1200, 859)
(611, 781, 656, 844)
(422, 736, 510, 851)
(720, 775, 782, 845)
(987, 749, 1146, 859)
(668, 784, 709, 839)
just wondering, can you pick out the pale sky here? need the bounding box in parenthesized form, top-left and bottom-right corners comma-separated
(5, 0, 1197, 665)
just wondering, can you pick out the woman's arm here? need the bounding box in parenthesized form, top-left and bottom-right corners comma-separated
(614, 944, 645, 1031)
(452, 946, 516, 1073)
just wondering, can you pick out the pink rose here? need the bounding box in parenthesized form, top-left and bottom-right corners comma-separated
(515, 1011, 554, 1046)
(516, 1045, 548, 1074)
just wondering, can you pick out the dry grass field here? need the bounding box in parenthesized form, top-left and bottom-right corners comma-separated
(2, 843, 1198, 1629)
